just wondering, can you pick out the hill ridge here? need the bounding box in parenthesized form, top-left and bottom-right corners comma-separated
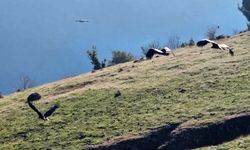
(0, 31, 249, 149)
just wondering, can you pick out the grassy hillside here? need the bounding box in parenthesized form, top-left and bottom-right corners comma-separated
(0, 32, 249, 149)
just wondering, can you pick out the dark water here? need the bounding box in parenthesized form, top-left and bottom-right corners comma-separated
(0, 0, 247, 94)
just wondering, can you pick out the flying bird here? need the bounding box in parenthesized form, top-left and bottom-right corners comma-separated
(27, 93, 59, 121)
(75, 19, 89, 23)
(145, 47, 175, 59)
(197, 39, 234, 56)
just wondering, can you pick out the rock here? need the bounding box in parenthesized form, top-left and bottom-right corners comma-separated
(192, 113, 204, 119)
(79, 132, 85, 139)
(178, 88, 186, 93)
(133, 57, 145, 63)
(114, 90, 121, 98)
(118, 68, 123, 72)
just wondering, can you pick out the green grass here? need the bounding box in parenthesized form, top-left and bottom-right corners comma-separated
(0, 32, 250, 149)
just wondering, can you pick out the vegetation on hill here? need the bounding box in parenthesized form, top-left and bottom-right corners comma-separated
(108, 50, 135, 66)
(239, 0, 250, 30)
(87, 46, 104, 70)
(239, 0, 250, 22)
(0, 32, 249, 149)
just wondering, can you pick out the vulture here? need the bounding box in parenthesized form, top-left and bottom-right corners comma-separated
(75, 20, 89, 23)
(145, 47, 175, 59)
(197, 39, 234, 56)
(27, 93, 59, 121)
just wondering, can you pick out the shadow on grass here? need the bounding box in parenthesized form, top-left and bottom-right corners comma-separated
(88, 123, 179, 150)
(89, 113, 250, 150)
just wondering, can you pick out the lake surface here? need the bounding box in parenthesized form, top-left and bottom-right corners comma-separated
(0, 0, 247, 94)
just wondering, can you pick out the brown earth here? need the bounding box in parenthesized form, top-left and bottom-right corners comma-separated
(89, 112, 250, 150)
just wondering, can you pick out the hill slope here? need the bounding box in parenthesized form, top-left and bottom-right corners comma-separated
(0, 32, 249, 149)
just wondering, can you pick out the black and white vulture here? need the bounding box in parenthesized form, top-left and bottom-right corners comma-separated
(197, 39, 234, 56)
(27, 93, 59, 121)
(146, 47, 175, 59)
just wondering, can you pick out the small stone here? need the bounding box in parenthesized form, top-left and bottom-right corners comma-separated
(192, 113, 204, 119)
(79, 132, 85, 139)
(114, 90, 121, 98)
(118, 68, 123, 72)
(178, 88, 187, 93)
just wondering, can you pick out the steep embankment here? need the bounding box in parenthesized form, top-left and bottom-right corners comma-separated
(0, 32, 249, 149)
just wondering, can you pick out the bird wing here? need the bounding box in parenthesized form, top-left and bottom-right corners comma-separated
(44, 104, 59, 118)
(217, 44, 234, 56)
(145, 49, 153, 58)
(152, 48, 165, 54)
(27, 93, 41, 102)
(211, 42, 221, 49)
(146, 48, 159, 59)
(28, 102, 44, 118)
(208, 40, 219, 45)
(205, 39, 216, 43)
(197, 39, 210, 47)
(161, 47, 172, 52)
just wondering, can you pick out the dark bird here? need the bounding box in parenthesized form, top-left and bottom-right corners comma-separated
(145, 47, 175, 59)
(27, 93, 59, 121)
(197, 39, 234, 56)
(75, 19, 89, 23)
